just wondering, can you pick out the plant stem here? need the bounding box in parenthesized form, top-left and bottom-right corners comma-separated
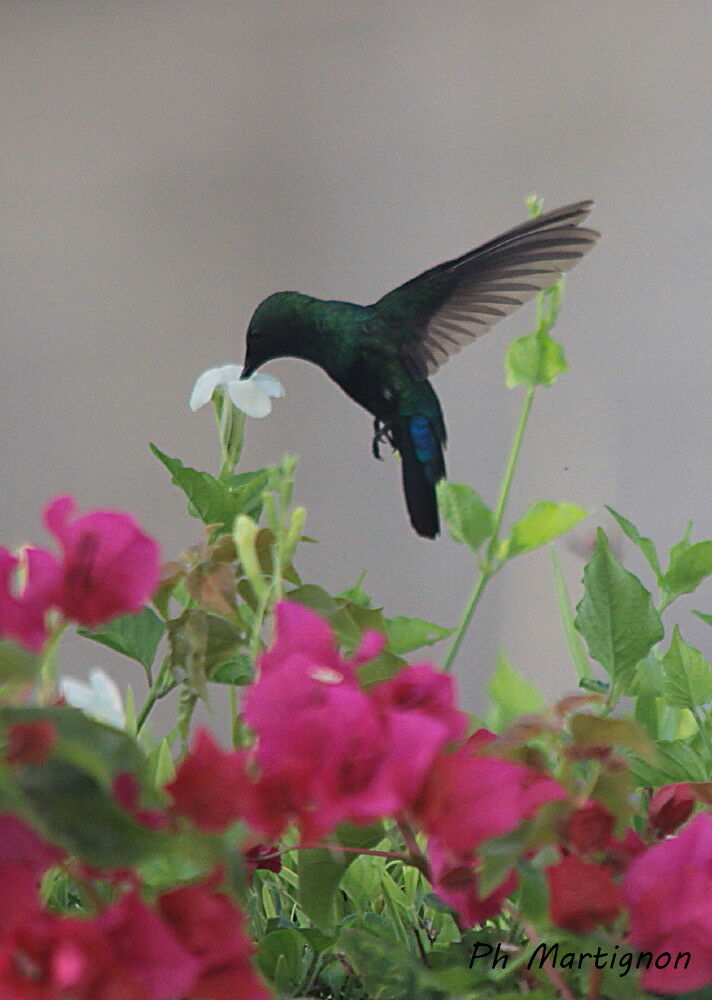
(443, 387, 536, 672)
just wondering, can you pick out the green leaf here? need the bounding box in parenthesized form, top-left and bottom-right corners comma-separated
(505, 329, 567, 387)
(150, 444, 269, 531)
(662, 626, 712, 709)
(692, 610, 712, 627)
(551, 549, 591, 682)
(506, 501, 587, 558)
(210, 652, 254, 685)
(574, 529, 664, 683)
(605, 506, 662, 583)
(257, 928, 305, 991)
(664, 541, 712, 599)
(0, 706, 148, 787)
(166, 611, 243, 693)
(0, 641, 40, 684)
(629, 739, 710, 785)
(478, 824, 528, 898)
(297, 822, 384, 931)
(570, 713, 654, 761)
(383, 616, 454, 655)
(486, 653, 544, 732)
(78, 607, 165, 674)
(12, 759, 167, 868)
(436, 481, 494, 552)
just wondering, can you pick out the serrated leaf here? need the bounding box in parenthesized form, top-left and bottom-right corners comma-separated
(78, 607, 165, 674)
(662, 626, 712, 709)
(0, 640, 40, 684)
(507, 502, 587, 558)
(605, 506, 662, 583)
(629, 739, 709, 786)
(505, 329, 567, 387)
(436, 481, 494, 552)
(150, 444, 268, 531)
(664, 541, 712, 599)
(574, 529, 663, 682)
(486, 653, 544, 732)
(383, 616, 454, 655)
(551, 549, 591, 682)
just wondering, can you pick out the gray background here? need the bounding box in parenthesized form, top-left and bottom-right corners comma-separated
(2, 1, 710, 716)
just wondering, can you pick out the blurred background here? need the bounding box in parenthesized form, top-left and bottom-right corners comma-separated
(1, 1, 710, 717)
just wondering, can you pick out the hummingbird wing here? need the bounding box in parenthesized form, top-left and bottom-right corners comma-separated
(374, 201, 599, 381)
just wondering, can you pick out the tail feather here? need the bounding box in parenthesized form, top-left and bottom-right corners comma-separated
(395, 416, 446, 538)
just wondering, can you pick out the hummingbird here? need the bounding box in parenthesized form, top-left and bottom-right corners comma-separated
(241, 201, 599, 538)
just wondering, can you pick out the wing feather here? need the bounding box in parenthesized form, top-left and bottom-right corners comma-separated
(374, 201, 599, 380)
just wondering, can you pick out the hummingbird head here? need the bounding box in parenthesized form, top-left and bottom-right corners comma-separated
(241, 291, 311, 379)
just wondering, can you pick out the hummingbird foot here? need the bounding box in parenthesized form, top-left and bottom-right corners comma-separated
(372, 419, 396, 460)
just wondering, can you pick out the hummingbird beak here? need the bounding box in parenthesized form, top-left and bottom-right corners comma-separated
(241, 352, 255, 379)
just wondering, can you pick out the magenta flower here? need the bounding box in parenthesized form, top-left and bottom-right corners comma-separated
(43, 496, 161, 627)
(623, 813, 712, 993)
(166, 729, 255, 833)
(0, 813, 64, 937)
(413, 736, 566, 856)
(99, 891, 201, 1000)
(158, 873, 271, 1000)
(427, 837, 517, 928)
(244, 602, 452, 841)
(547, 854, 621, 933)
(0, 547, 57, 651)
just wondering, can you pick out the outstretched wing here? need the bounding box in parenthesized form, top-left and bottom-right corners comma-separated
(374, 201, 599, 381)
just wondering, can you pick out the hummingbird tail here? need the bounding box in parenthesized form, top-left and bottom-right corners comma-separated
(395, 416, 446, 539)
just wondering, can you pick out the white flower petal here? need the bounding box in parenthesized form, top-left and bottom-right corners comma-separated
(252, 373, 285, 399)
(60, 669, 125, 730)
(189, 364, 244, 411)
(227, 378, 272, 418)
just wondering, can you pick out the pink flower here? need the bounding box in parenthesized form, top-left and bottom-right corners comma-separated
(370, 662, 468, 744)
(99, 892, 200, 1000)
(0, 496, 161, 649)
(244, 602, 452, 841)
(5, 721, 56, 766)
(427, 838, 516, 928)
(43, 496, 161, 627)
(0, 548, 56, 652)
(565, 800, 615, 855)
(0, 813, 64, 937)
(0, 911, 144, 1000)
(648, 783, 697, 836)
(166, 729, 254, 833)
(623, 813, 712, 993)
(158, 874, 271, 1000)
(547, 855, 621, 932)
(413, 737, 566, 856)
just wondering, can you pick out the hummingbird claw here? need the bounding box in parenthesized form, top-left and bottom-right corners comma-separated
(372, 419, 396, 460)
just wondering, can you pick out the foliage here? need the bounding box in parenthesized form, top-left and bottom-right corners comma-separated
(0, 202, 711, 999)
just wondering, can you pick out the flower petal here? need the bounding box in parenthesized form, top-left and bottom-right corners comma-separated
(227, 379, 272, 418)
(252, 373, 285, 399)
(189, 365, 244, 411)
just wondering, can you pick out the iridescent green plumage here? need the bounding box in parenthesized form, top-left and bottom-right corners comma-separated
(242, 202, 599, 537)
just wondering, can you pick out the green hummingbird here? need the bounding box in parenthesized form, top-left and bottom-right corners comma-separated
(241, 201, 599, 538)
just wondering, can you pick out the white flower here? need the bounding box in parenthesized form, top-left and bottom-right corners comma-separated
(59, 669, 125, 730)
(189, 364, 284, 419)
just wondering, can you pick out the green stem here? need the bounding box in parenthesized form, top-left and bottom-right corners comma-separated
(443, 387, 536, 672)
(39, 619, 68, 695)
(693, 707, 712, 766)
(136, 672, 177, 733)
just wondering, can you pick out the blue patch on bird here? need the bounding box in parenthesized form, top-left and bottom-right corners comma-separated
(409, 416, 435, 462)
